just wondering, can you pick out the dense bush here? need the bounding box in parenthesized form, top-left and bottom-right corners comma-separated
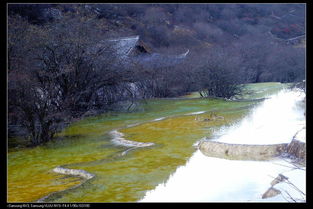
(8, 4, 305, 146)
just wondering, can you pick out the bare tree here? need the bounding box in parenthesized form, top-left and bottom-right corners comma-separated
(8, 8, 140, 145)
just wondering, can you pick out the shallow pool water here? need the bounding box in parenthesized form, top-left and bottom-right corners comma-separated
(8, 82, 287, 202)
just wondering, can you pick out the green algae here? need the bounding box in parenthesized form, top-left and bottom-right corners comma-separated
(7, 82, 286, 202)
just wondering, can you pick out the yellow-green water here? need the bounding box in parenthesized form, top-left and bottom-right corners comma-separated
(7, 82, 286, 202)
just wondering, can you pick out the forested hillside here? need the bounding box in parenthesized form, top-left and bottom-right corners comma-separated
(8, 4, 305, 146)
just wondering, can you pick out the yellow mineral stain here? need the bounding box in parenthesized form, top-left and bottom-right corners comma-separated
(8, 83, 286, 202)
(8, 172, 82, 202)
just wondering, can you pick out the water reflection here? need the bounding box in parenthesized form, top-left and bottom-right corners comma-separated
(140, 150, 297, 202)
(141, 88, 306, 202)
(216, 89, 305, 145)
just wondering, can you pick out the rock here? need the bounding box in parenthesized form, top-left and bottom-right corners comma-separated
(199, 140, 287, 161)
(271, 174, 288, 186)
(286, 139, 306, 161)
(53, 166, 95, 180)
(38, 166, 94, 202)
(199, 134, 306, 162)
(262, 187, 281, 199)
(109, 130, 155, 148)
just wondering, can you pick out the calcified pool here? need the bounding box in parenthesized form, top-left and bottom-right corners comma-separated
(140, 87, 306, 202)
(8, 82, 299, 202)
